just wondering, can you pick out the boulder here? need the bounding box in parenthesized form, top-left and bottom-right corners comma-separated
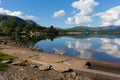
(52, 66, 73, 73)
(71, 72, 77, 77)
(85, 62, 91, 69)
(12, 59, 27, 66)
(30, 63, 41, 68)
(38, 64, 52, 71)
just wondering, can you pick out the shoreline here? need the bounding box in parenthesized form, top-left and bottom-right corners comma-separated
(0, 44, 120, 80)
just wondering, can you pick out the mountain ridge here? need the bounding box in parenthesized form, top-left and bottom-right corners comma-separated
(0, 14, 37, 27)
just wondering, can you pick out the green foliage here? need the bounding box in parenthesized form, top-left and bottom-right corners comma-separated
(0, 52, 15, 61)
(0, 52, 14, 71)
(0, 15, 60, 36)
(15, 26, 23, 33)
(45, 25, 58, 35)
(0, 62, 8, 71)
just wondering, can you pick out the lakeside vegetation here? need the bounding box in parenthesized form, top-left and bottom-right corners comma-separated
(0, 15, 58, 36)
(0, 51, 15, 70)
(1, 15, 120, 37)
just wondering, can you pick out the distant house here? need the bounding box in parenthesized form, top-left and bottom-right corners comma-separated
(66, 32, 82, 34)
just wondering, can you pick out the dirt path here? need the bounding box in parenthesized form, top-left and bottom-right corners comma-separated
(0, 44, 120, 80)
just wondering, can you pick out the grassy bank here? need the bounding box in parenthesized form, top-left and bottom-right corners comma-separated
(0, 51, 15, 70)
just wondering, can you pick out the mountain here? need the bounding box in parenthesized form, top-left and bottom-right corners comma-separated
(101, 26, 120, 30)
(67, 26, 102, 32)
(0, 14, 37, 26)
(25, 20, 37, 26)
(67, 26, 120, 32)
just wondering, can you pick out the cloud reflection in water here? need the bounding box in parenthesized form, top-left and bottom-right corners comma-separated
(99, 38, 120, 59)
(65, 38, 120, 60)
(66, 39, 94, 59)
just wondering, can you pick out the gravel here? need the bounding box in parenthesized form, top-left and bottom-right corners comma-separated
(0, 64, 93, 80)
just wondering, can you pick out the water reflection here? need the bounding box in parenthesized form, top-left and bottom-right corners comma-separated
(99, 38, 120, 59)
(65, 40, 93, 59)
(65, 37, 120, 63)
(52, 48, 66, 55)
(35, 35, 120, 63)
(65, 41, 73, 48)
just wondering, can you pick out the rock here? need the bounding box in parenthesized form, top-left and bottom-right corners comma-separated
(38, 64, 52, 71)
(12, 59, 27, 66)
(30, 63, 41, 68)
(30, 47, 36, 51)
(71, 72, 77, 77)
(85, 62, 91, 69)
(1, 60, 13, 64)
(53, 66, 73, 73)
(36, 47, 43, 52)
(19, 68, 25, 71)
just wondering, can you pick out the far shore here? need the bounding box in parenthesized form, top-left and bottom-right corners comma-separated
(0, 43, 120, 80)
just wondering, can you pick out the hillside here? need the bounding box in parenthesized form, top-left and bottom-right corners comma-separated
(0, 14, 58, 35)
(0, 14, 37, 26)
(67, 26, 120, 32)
(67, 26, 102, 32)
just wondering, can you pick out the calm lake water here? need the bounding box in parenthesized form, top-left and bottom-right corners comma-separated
(35, 35, 120, 64)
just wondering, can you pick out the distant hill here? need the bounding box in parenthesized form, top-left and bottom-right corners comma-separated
(67, 26, 102, 32)
(102, 26, 120, 30)
(67, 26, 120, 32)
(0, 14, 37, 26)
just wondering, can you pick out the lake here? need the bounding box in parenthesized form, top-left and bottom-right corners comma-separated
(35, 35, 120, 64)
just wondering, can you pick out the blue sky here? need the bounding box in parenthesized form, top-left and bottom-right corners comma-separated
(0, 0, 120, 28)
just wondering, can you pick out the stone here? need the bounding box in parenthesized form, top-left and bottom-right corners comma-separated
(12, 59, 26, 65)
(38, 64, 52, 71)
(71, 72, 77, 77)
(85, 62, 91, 69)
(19, 68, 25, 71)
(1, 60, 13, 64)
(30, 63, 40, 68)
(53, 66, 73, 73)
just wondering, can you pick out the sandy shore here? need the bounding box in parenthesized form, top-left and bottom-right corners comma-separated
(0, 44, 120, 80)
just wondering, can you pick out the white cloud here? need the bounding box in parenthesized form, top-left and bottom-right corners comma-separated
(0, 8, 38, 20)
(74, 13, 92, 24)
(71, 0, 99, 16)
(66, 0, 99, 25)
(65, 17, 73, 24)
(114, 19, 120, 26)
(97, 6, 120, 26)
(52, 10, 65, 18)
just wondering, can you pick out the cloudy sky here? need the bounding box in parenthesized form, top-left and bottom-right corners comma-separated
(0, 0, 120, 28)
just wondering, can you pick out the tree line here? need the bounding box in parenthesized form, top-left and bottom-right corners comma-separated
(0, 19, 58, 36)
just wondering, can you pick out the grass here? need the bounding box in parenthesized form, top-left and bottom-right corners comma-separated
(0, 52, 15, 61)
(0, 51, 15, 71)
(0, 62, 8, 71)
